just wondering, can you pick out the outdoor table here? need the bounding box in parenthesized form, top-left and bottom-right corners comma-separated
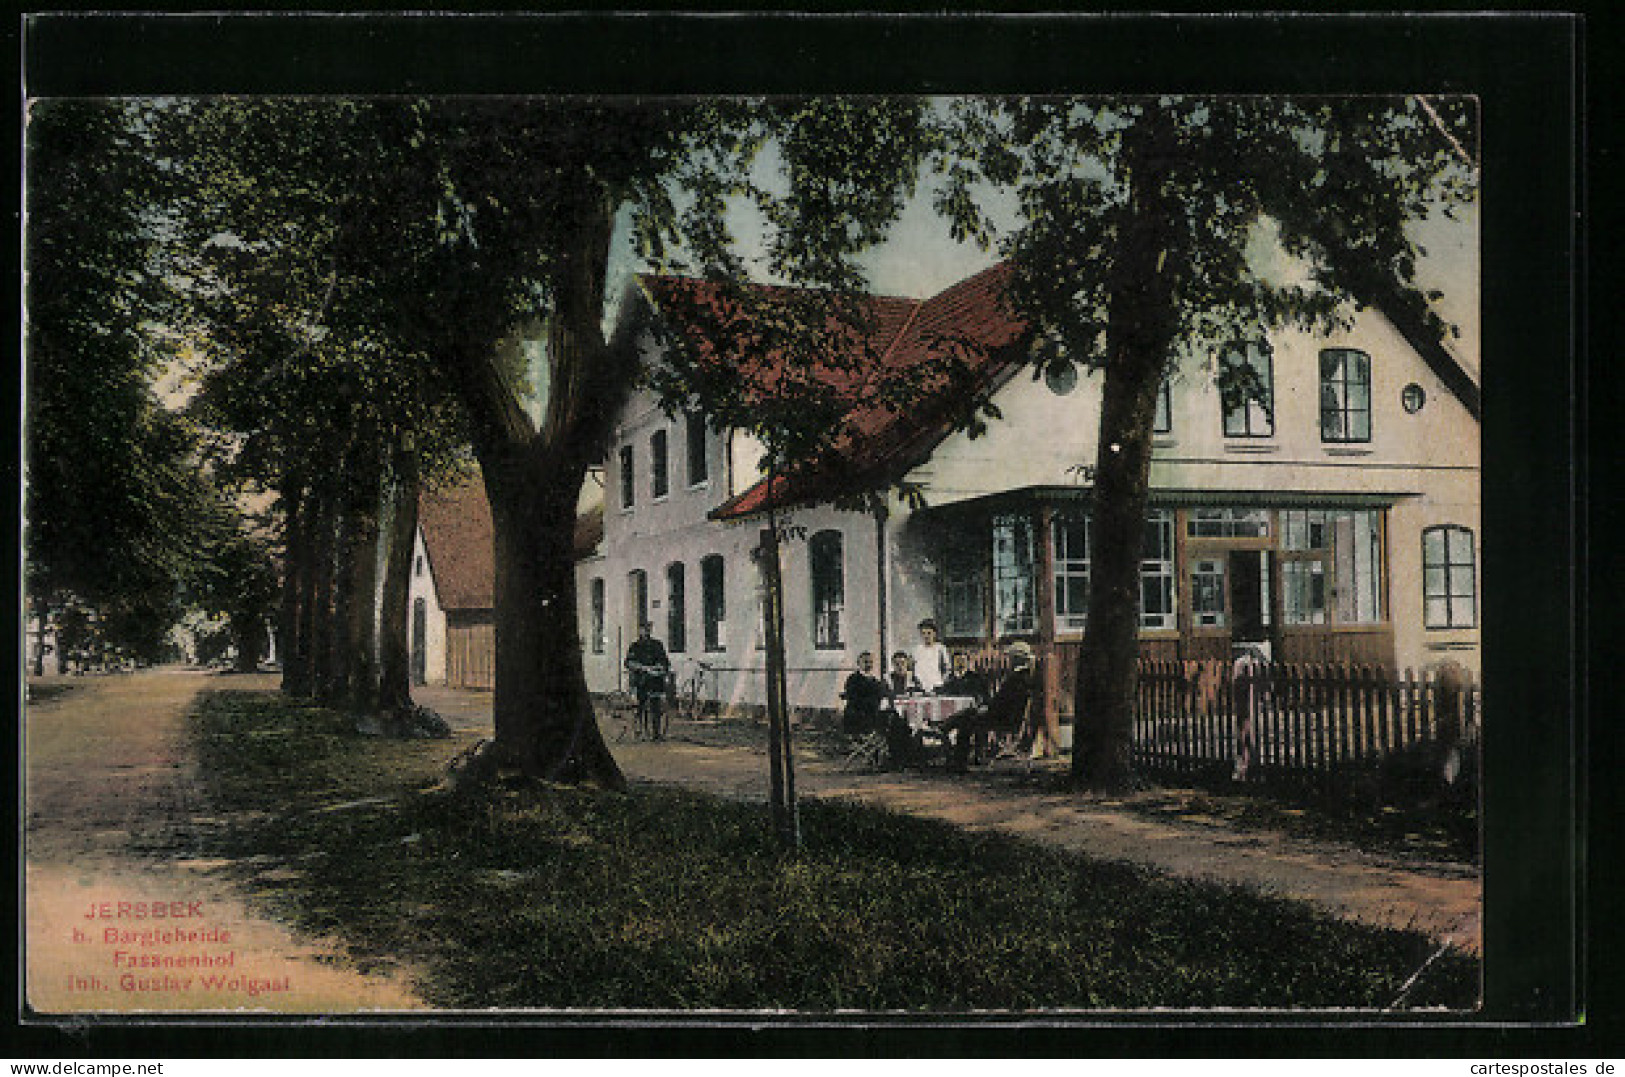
(892, 694, 977, 732)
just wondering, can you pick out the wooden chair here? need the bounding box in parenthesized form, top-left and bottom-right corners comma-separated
(842, 728, 890, 771)
(981, 694, 1037, 767)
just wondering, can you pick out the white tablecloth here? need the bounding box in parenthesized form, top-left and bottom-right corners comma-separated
(893, 695, 978, 731)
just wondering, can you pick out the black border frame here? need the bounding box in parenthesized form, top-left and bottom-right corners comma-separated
(8, 9, 1590, 1057)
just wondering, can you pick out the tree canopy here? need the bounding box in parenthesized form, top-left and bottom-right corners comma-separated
(937, 95, 1477, 788)
(25, 100, 248, 659)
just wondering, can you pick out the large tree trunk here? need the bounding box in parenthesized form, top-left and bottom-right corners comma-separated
(758, 513, 800, 847)
(376, 456, 419, 714)
(307, 485, 338, 702)
(344, 480, 382, 713)
(1073, 113, 1183, 791)
(483, 451, 623, 786)
(323, 496, 356, 706)
(31, 591, 53, 677)
(436, 176, 633, 787)
(280, 484, 313, 695)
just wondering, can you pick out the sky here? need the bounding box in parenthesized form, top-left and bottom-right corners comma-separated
(852, 176, 1478, 381)
(606, 166, 1479, 377)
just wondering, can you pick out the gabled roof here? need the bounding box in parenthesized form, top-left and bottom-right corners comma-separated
(1368, 284, 1481, 422)
(638, 259, 1480, 523)
(639, 262, 1030, 522)
(418, 477, 494, 612)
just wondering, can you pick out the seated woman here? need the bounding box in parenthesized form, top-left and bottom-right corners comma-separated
(842, 651, 923, 769)
(938, 641, 1036, 773)
(840, 652, 888, 735)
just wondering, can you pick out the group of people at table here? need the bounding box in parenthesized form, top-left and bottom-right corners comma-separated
(840, 619, 1036, 772)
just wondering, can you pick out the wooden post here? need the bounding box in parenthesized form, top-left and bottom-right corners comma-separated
(757, 520, 796, 849)
(1310, 664, 1327, 775)
(1402, 667, 1420, 748)
(874, 503, 890, 675)
(1375, 664, 1391, 760)
(1033, 503, 1061, 757)
(1261, 661, 1277, 776)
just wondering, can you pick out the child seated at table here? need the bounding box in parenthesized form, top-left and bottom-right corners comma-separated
(887, 650, 922, 697)
(940, 649, 992, 704)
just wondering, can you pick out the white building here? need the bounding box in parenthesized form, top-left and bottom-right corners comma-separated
(576, 263, 1481, 736)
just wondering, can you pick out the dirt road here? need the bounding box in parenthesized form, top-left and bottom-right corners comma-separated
(24, 672, 1478, 1019)
(25, 670, 424, 1014)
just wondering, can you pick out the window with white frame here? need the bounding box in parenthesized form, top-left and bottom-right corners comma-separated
(1052, 514, 1091, 632)
(589, 578, 605, 654)
(618, 445, 635, 509)
(1187, 507, 1271, 539)
(650, 429, 670, 500)
(665, 562, 686, 653)
(1140, 510, 1177, 629)
(1047, 510, 1175, 632)
(1220, 341, 1275, 438)
(701, 554, 726, 651)
(992, 514, 1036, 635)
(1423, 525, 1476, 629)
(1280, 508, 1385, 625)
(1320, 348, 1373, 443)
(810, 530, 845, 649)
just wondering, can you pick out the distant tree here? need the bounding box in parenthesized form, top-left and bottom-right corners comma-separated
(155, 97, 936, 796)
(160, 99, 468, 715)
(187, 504, 281, 673)
(24, 100, 213, 657)
(941, 96, 1477, 789)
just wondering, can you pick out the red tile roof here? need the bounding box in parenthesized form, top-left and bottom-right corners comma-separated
(418, 476, 495, 612)
(641, 262, 1030, 521)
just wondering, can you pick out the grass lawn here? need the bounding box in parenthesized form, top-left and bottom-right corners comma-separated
(167, 689, 1479, 1011)
(691, 716, 1478, 866)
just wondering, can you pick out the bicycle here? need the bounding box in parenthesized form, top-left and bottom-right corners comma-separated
(627, 661, 669, 741)
(675, 660, 714, 725)
(633, 688, 666, 740)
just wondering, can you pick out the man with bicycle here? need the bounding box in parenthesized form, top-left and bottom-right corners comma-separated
(624, 622, 672, 741)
